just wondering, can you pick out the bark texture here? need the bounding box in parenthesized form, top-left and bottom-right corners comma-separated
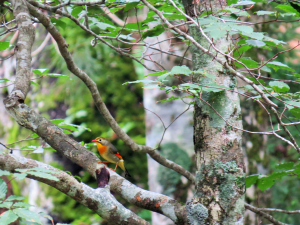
(10, 0, 35, 101)
(182, 0, 245, 224)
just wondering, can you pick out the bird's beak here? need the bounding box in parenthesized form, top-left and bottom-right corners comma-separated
(91, 140, 97, 143)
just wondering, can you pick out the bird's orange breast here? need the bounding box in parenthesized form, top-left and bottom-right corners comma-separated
(97, 144, 107, 155)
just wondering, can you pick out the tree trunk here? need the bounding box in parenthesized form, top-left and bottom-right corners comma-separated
(182, 0, 245, 224)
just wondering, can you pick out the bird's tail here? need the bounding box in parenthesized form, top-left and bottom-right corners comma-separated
(125, 168, 131, 178)
(118, 160, 131, 178)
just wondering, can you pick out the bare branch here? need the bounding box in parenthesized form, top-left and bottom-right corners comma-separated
(245, 203, 287, 225)
(271, 107, 300, 152)
(259, 207, 300, 214)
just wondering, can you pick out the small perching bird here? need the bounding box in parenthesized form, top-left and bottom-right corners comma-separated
(92, 137, 131, 178)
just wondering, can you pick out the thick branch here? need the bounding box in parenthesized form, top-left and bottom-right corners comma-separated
(9, 0, 35, 101)
(0, 153, 148, 225)
(110, 175, 188, 224)
(26, 2, 195, 184)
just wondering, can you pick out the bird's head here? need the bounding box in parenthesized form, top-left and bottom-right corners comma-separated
(92, 137, 109, 146)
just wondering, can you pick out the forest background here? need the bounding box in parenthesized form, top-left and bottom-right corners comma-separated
(1, 0, 300, 224)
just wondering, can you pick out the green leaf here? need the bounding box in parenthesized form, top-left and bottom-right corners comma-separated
(266, 61, 294, 72)
(142, 25, 165, 39)
(0, 169, 10, 176)
(26, 171, 59, 181)
(32, 147, 44, 154)
(32, 69, 49, 75)
(123, 2, 139, 12)
(246, 39, 265, 47)
(276, 4, 298, 15)
(51, 119, 65, 125)
(0, 210, 18, 225)
(39, 212, 53, 222)
(163, 13, 186, 20)
(232, 25, 253, 34)
(241, 32, 264, 41)
(13, 208, 42, 224)
(74, 176, 82, 182)
(44, 147, 56, 152)
(50, 18, 66, 30)
(203, 23, 231, 40)
(246, 174, 259, 188)
(227, 0, 238, 6)
(234, 0, 255, 5)
(145, 70, 168, 77)
(159, 95, 193, 103)
(0, 41, 10, 51)
(0, 78, 10, 83)
(30, 133, 39, 138)
(123, 80, 156, 85)
(257, 171, 288, 191)
(236, 57, 258, 69)
(290, 2, 300, 13)
(257, 176, 274, 191)
(30, 81, 40, 87)
(269, 81, 290, 93)
(143, 84, 160, 89)
(94, 22, 116, 30)
(157, 72, 171, 82)
(0, 178, 7, 200)
(71, 6, 83, 17)
(275, 162, 294, 170)
(0, 201, 13, 209)
(47, 73, 69, 79)
(13, 173, 27, 181)
(12, 202, 32, 209)
(255, 11, 276, 15)
(285, 101, 300, 118)
(5, 195, 25, 201)
(170, 65, 192, 75)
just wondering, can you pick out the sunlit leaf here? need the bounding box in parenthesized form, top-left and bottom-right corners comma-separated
(13, 208, 42, 224)
(0, 210, 18, 225)
(71, 6, 83, 17)
(246, 174, 259, 188)
(123, 1, 139, 12)
(269, 81, 290, 93)
(275, 162, 294, 170)
(0, 178, 7, 200)
(142, 25, 165, 38)
(50, 18, 66, 30)
(0, 41, 10, 51)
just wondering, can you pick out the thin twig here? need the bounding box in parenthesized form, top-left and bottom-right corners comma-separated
(245, 203, 287, 225)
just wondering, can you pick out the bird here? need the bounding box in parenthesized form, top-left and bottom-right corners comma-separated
(92, 137, 131, 178)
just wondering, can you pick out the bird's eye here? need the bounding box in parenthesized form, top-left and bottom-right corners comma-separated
(99, 139, 102, 142)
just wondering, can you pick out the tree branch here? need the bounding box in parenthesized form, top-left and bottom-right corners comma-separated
(110, 175, 188, 224)
(26, 2, 195, 184)
(0, 152, 149, 225)
(8, 0, 35, 102)
(245, 203, 287, 225)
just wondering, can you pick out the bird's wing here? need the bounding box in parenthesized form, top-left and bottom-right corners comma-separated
(108, 143, 119, 155)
